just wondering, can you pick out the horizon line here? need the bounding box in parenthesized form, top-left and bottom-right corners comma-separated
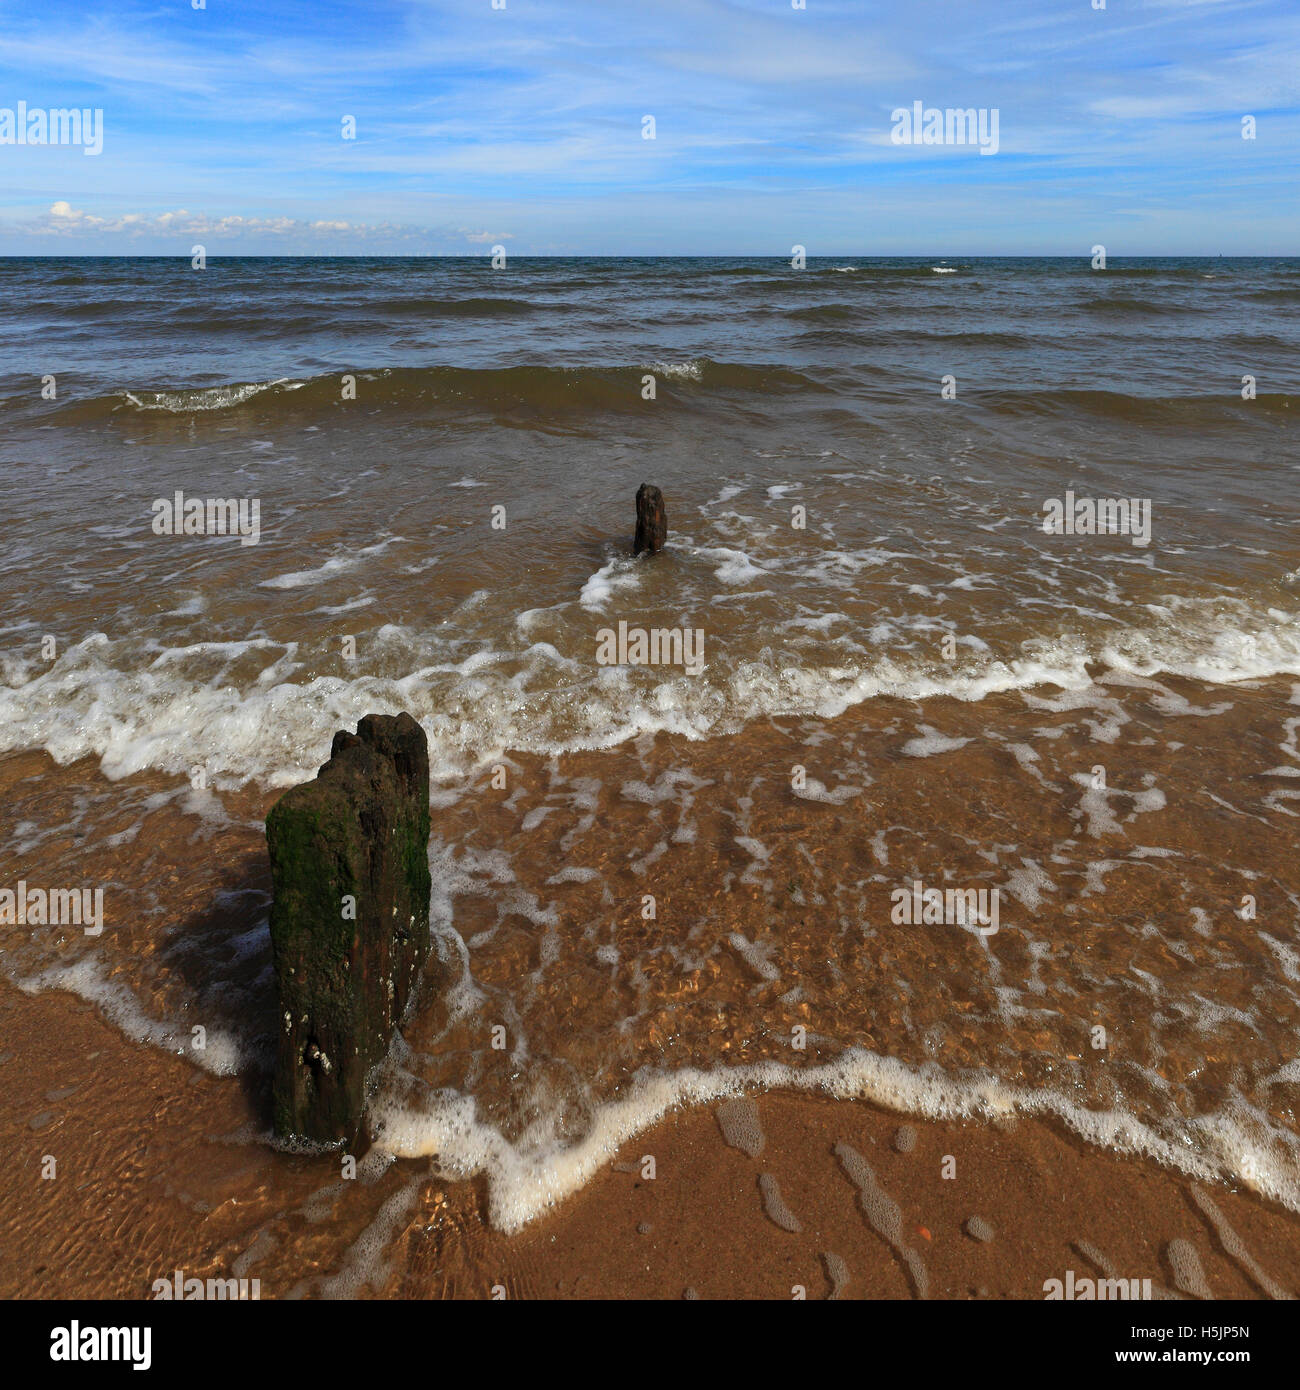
(0, 251, 1289, 260)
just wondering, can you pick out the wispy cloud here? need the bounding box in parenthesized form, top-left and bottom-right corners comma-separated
(0, 0, 1295, 253)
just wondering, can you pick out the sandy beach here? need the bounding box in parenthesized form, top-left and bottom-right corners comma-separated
(6, 648, 1300, 1300)
(4, 974, 1297, 1302)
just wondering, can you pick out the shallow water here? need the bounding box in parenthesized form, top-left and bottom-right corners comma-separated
(2, 255, 1299, 1236)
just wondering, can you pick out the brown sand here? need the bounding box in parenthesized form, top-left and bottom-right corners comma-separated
(2, 978, 1296, 1301)
(6, 673, 1300, 1301)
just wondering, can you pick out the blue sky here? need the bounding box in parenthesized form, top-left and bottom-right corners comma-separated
(0, 0, 1296, 254)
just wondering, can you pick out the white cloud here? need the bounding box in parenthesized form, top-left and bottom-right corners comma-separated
(21, 201, 431, 243)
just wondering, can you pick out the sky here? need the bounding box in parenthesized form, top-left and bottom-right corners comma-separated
(0, 0, 1296, 255)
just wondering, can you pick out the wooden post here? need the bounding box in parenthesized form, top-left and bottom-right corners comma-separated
(634, 483, 667, 555)
(266, 713, 432, 1143)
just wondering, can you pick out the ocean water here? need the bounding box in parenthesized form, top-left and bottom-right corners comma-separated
(2, 255, 1300, 1240)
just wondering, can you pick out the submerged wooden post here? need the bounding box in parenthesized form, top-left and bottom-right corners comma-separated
(634, 482, 667, 555)
(266, 712, 431, 1143)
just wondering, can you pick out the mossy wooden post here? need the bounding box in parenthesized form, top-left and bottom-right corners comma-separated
(266, 712, 431, 1143)
(634, 482, 667, 555)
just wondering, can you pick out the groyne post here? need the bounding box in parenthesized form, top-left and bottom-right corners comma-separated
(266, 712, 431, 1143)
(634, 482, 667, 555)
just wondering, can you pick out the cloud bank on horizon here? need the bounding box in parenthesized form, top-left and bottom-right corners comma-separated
(0, 0, 1296, 255)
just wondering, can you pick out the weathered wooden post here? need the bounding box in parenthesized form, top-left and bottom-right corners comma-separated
(634, 482, 667, 555)
(266, 712, 431, 1143)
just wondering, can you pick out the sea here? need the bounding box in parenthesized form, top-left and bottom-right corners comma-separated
(2, 254, 1299, 1248)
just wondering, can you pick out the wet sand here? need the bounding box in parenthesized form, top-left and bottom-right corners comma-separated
(5, 671, 1300, 1297)
(3, 974, 1297, 1301)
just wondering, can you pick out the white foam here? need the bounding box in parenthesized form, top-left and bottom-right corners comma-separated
(14, 955, 252, 1075)
(651, 359, 703, 380)
(902, 727, 971, 758)
(546, 866, 600, 886)
(314, 595, 377, 616)
(823, 1251, 850, 1298)
(260, 537, 403, 590)
(314, 1181, 422, 1298)
(6, 603, 1300, 792)
(578, 556, 642, 611)
(833, 1141, 928, 1296)
(694, 546, 765, 585)
(716, 1097, 765, 1158)
(758, 1172, 803, 1232)
(24, 929, 1300, 1242)
(124, 378, 302, 412)
(1165, 1238, 1212, 1299)
(793, 778, 864, 805)
(1189, 1184, 1291, 1299)
(728, 931, 780, 981)
(1003, 861, 1055, 911)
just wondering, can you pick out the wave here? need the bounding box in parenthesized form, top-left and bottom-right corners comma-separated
(368, 1046, 1300, 1232)
(28, 367, 1284, 431)
(4, 375, 1292, 436)
(1097, 265, 1228, 279)
(976, 387, 1294, 426)
(123, 378, 305, 412)
(1078, 294, 1196, 315)
(1248, 288, 1300, 304)
(3, 297, 539, 332)
(706, 265, 779, 276)
(364, 296, 540, 318)
(4, 601, 1299, 790)
(895, 328, 1031, 347)
(813, 263, 969, 278)
(14, 297, 144, 320)
(259, 537, 404, 590)
(788, 304, 858, 322)
(785, 325, 1031, 352)
(698, 263, 971, 281)
(23, 360, 831, 427)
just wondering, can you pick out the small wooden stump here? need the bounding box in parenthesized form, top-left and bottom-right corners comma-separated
(634, 483, 667, 555)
